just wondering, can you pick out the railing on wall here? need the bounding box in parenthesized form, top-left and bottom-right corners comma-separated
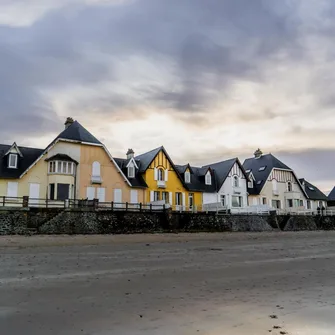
(0, 196, 334, 216)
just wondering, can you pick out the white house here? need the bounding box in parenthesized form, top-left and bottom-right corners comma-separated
(243, 149, 308, 211)
(299, 178, 328, 211)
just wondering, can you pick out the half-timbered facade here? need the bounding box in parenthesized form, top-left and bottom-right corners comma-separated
(243, 149, 308, 210)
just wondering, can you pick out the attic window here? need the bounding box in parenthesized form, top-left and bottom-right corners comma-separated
(8, 154, 18, 169)
(205, 171, 212, 185)
(257, 180, 262, 185)
(185, 171, 191, 183)
(258, 166, 266, 171)
(128, 166, 135, 178)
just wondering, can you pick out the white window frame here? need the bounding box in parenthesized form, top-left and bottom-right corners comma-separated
(92, 161, 101, 177)
(220, 194, 225, 206)
(157, 168, 164, 181)
(205, 171, 211, 185)
(272, 179, 278, 191)
(248, 180, 253, 188)
(185, 171, 191, 183)
(8, 154, 18, 169)
(48, 160, 74, 175)
(232, 195, 243, 208)
(128, 166, 135, 178)
(287, 181, 292, 192)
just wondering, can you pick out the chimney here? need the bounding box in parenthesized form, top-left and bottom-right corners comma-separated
(254, 148, 263, 159)
(64, 117, 74, 129)
(126, 148, 134, 159)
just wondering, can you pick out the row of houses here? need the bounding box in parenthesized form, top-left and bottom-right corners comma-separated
(0, 118, 332, 213)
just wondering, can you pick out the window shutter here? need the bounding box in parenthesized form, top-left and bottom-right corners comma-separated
(7, 182, 18, 197)
(150, 191, 154, 202)
(169, 192, 173, 205)
(86, 187, 95, 200)
(182, 192, 185, 208)
(92, 161, 101, 176)
(97, 188, 105, 202)
(164, 169, 168, 181)
(154, 167, 158, 180)
(130, 190, 138, 204)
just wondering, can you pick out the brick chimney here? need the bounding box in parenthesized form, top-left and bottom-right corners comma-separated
(64, 117, 74, 129)
(126, 148, 134, 159)
(254, 148, 263, 159)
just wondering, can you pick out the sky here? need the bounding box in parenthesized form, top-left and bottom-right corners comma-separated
(0, 0, 334, 192)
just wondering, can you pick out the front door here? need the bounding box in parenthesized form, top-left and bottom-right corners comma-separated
(29, 183, 40, 206)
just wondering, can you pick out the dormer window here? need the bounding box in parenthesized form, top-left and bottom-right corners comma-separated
(128, 166, 135, 178)
(8, 154, 18, 169)
(185, 171, 191, 183)
(205, 171, 211, 185)
(248, 180, 253, 188)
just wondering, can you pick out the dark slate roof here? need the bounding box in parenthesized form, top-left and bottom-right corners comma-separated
(185, 166, 217, 192)
(328, 187, 335, 201)
(299, 179, 328, 201)
(114, 158, 148, 188)
(56, 121, 102, 145)
(0, 144, 44, 179)
(134, 146, 162, 173)
(203, 158, 247, 191)
(45, 154, 78, 164)
(243, 154, 292, 194)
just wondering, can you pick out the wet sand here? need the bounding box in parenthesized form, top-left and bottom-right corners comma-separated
(1, 231, 335, 334)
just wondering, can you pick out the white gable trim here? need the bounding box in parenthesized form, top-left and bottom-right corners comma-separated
(126, 157, 138, 169)
(5, 142, 23, 157)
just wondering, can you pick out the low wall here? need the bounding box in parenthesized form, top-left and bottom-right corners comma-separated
(1, 207, 335, 235)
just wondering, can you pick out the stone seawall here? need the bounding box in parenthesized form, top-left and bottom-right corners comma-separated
(1, 207, 335, 235)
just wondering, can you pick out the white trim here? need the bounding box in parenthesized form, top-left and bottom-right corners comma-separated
(8, 154, 18, 169)
(164, 169, 168, 182)
(154, 167, 158, 181)
(126, 157, 138, 169)
(185, 171, 191, 183)
(5, 142, 23, 157)
(205, 171, 212, 185)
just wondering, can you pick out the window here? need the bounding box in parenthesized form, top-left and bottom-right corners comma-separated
(57, 183, 69, 201)
(233, 176, 239, 188)
(175, 192, 182, 206)
(48, 161, 74, 175)
(154, 191, 160, 201)
(258, 166, 266, 171)
(319, 201, 324, 208)
(157, 168, 164, 181)
(92, 161, 101, 177)
(232, 196, 243, 208)
(220, 194, 225, 206)
(7, 182, 18, 197)
(287, 199, 293, 208)
(248, 180, 254, 188)
(257, 180, 262, 185)
(287, 182, 292, 192)
(299, 200, 304, 207)
(262, 197, 267, 205)
(308, 186, 315, 191)
(307, 200, 311, 209)
(8, 154, 18, 168)
(185, 171, 191, 183)
(272, 200, 281, 209)
(189, 193, 194, 208)
(128, 166, 135, 178)
(205, 171, 211, 185)
(162, 192, 169, 204)
(97, 188, 105, 202)
(272, 179, 278, 191)
(49, 184, 55, 200)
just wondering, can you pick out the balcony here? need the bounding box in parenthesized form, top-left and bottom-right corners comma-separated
(273, 189, 279, 196)
(91, 175, 102, 184)
(157, 180, 166, 188)
(284, 191, 301, 199)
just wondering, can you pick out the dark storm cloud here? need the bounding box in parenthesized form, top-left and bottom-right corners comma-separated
(0, 0, 324, 140)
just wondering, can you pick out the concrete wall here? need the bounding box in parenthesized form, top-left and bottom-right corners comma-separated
(2, 208, 335, 235)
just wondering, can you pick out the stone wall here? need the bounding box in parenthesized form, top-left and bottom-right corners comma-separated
(1, 208, 335, 235)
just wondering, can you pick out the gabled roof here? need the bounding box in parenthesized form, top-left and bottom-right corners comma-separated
(4, 142, 23, 157)
(243, 153, 292, 194)
(114, 157, 147, 188)
(203, 158, 248, 192)
(0, 144, 44, 179)
(175, 164, 217, 192)
(328, 187, 335, 201)
(134, 146, 163, 173)
(299, 178, 328, 201)
(56, 121, 102, 145)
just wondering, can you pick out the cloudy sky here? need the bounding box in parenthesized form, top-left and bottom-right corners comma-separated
(1, 0, 334, 191)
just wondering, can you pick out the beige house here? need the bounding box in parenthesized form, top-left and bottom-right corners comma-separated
(0, 118, 145, 206)
(243, 149, 308, 211)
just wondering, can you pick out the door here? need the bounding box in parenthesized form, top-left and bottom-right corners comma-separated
(29, 183, 40, 206)
(114, 189, 122, 208)
(57, 184, 70, 201)
(86, 187, 95, 200)
(97, 188, 105, 202)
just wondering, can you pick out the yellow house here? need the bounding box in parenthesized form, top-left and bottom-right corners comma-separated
(0, 118, 145, 206)
(126, 146, 202, 210)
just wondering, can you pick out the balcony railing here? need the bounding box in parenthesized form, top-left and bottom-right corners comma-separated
(157, 180, 166, 188)
(91, 175, 102, 184)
